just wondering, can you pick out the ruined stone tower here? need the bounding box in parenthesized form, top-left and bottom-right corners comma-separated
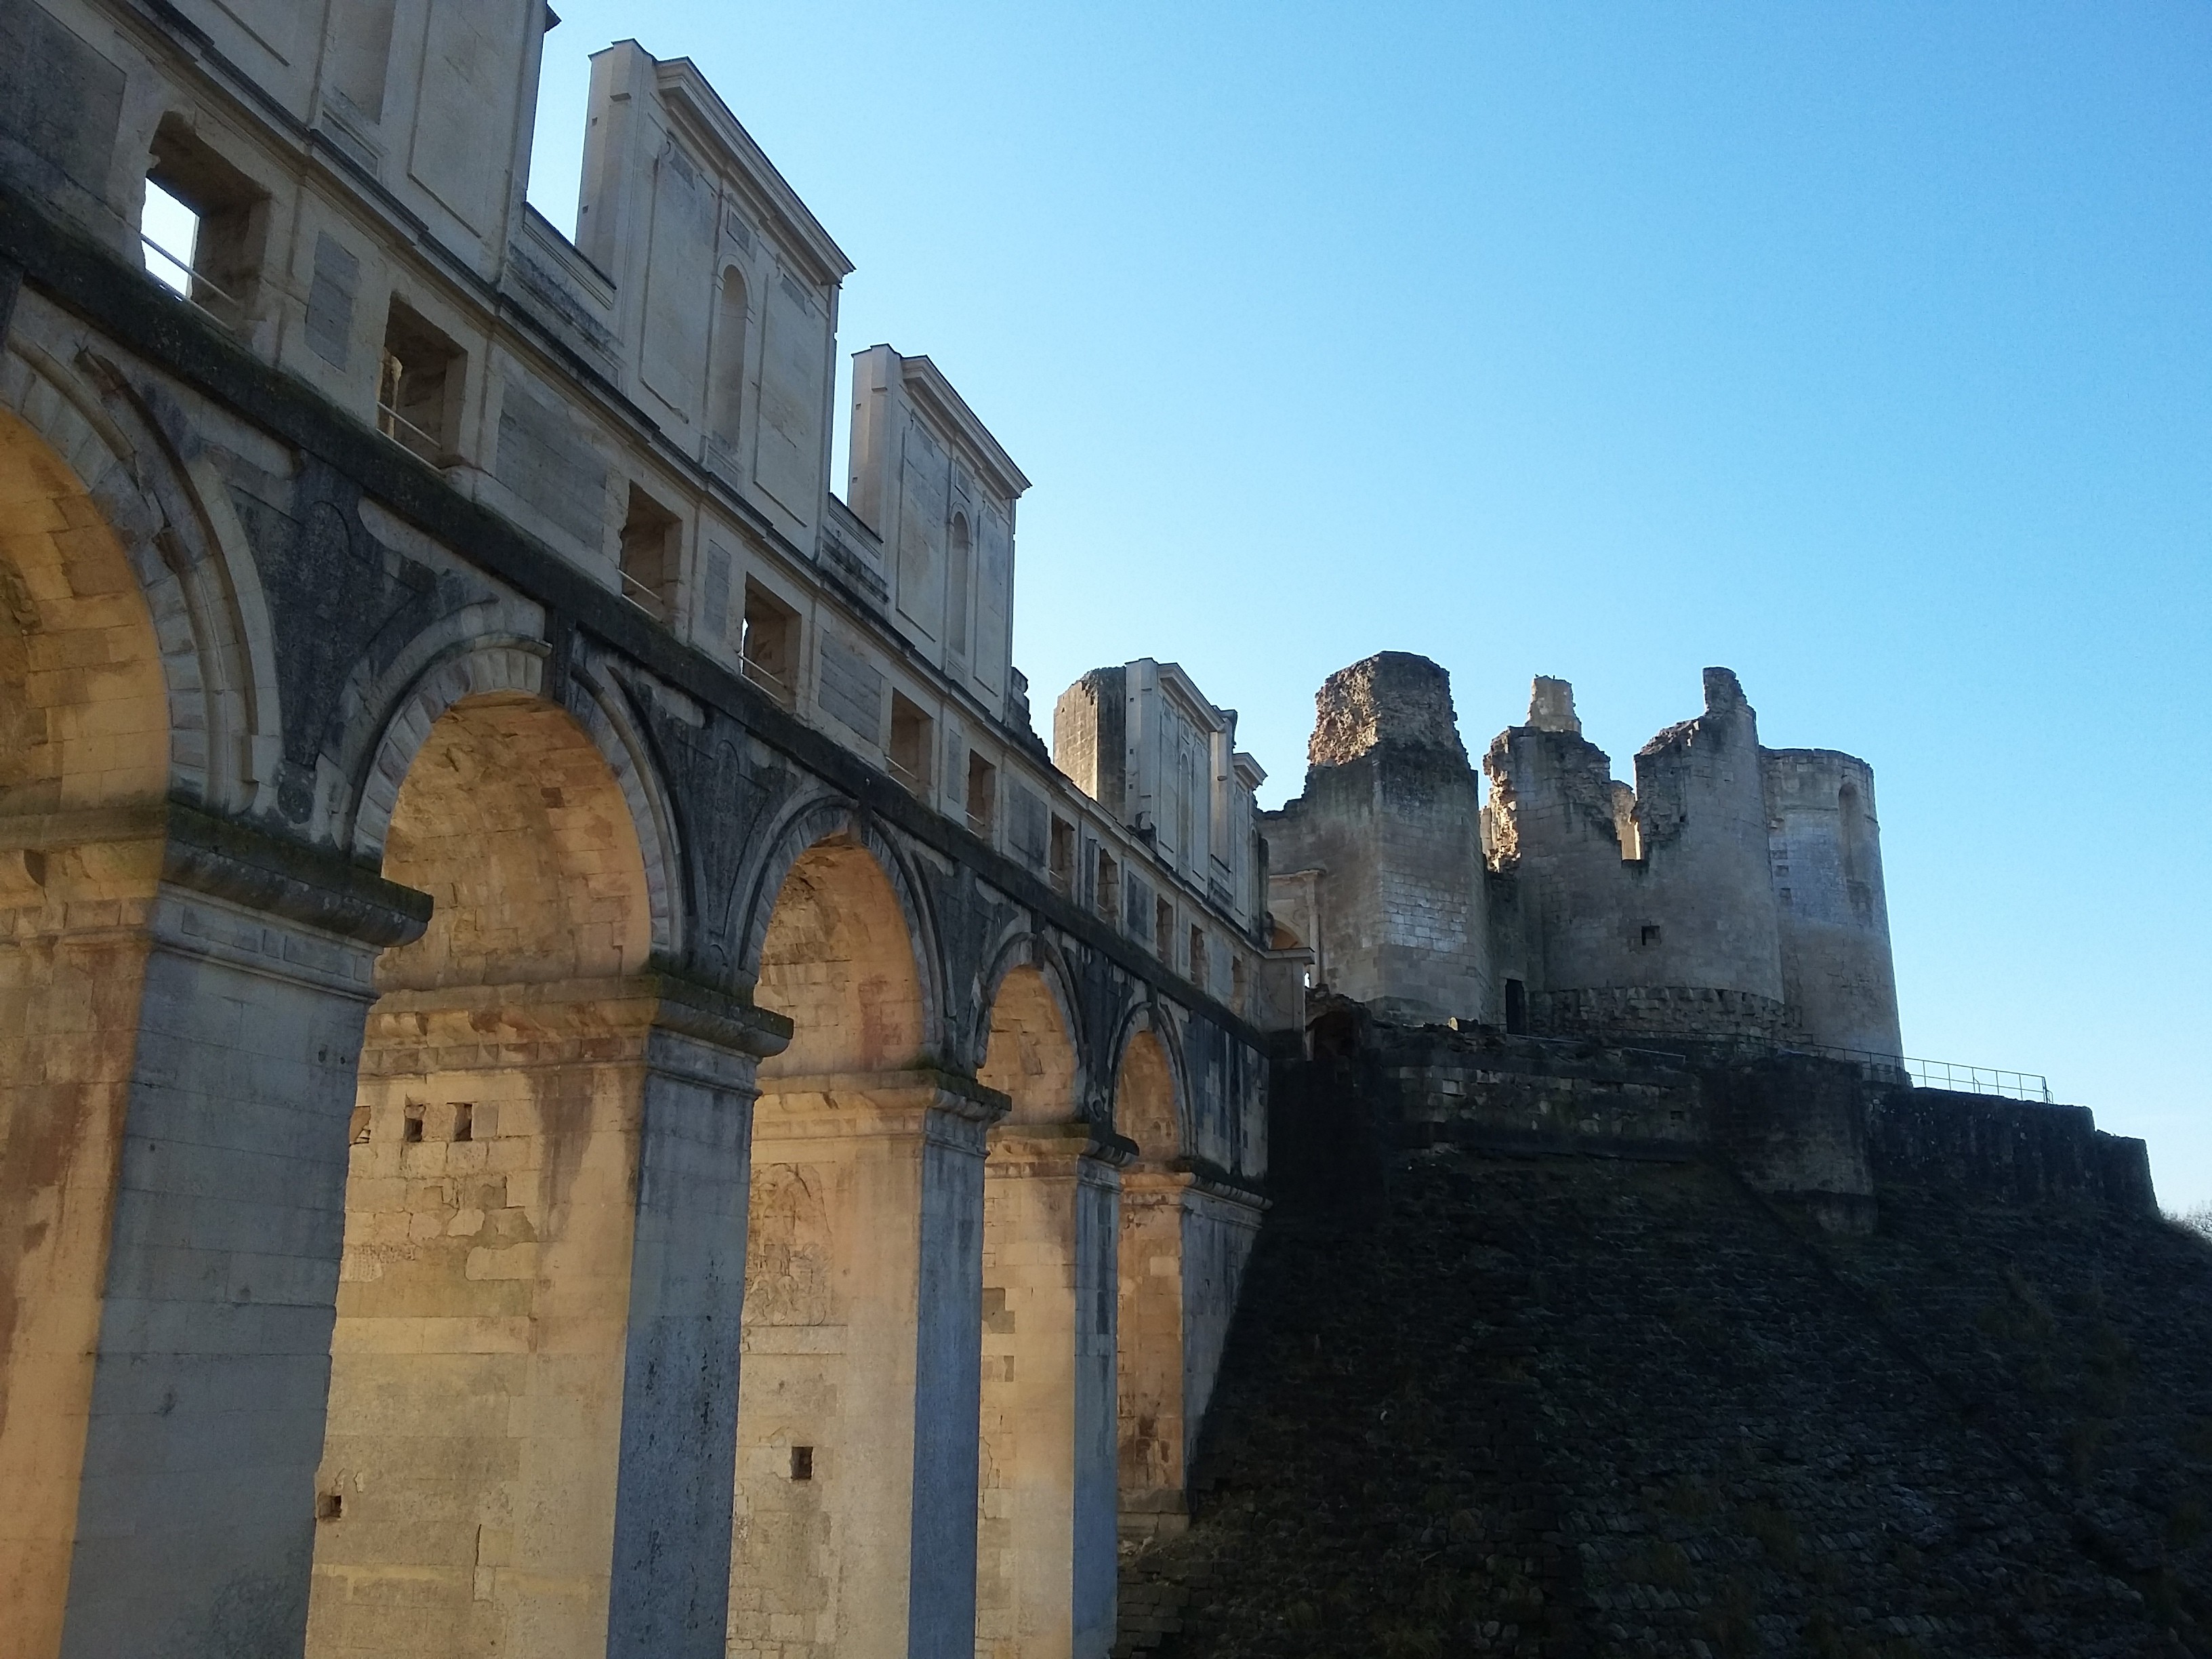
(1267, 655, 1903, 1055)
(1488, 667, 1791, 1042)
(1263, 653, 1494, 1023)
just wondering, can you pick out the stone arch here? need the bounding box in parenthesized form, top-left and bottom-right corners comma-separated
(1113, 1004, 1198, 1539)
(1, 331, 276, 815)
(348, 644, 682, 966)
(307, 688, 661, 1657)
(732, 800, 978, 1656)
(737, 793, 945, 1069)
(369, 691, 655, 989)
(0, 407, 169, 818)
(973, 941, 1120, 1658)
(1110, 1003, 1189, 1165)
(0, 395, 178, 1659)
(973, 930, 1088, 1110)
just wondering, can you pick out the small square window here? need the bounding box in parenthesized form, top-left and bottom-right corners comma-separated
(1639, 924, 1661, 947)
(143, 118, 268, 331)
(964, 750, 998, 839)
(618, 485, 680, 623)
(377, 298, 464, 464)
(1048, 817, 1076, 897)
(741, 580, 799, 707)
(888, 695, 933, 795)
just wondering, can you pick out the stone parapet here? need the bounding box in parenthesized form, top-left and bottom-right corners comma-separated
(1870, 1088, 2156, 1214)
(1272, 1000, 2152, 1232)
(1534, 983, 1794, 1043)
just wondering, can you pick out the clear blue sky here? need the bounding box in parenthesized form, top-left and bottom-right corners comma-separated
(528, 3, 2212, 1208)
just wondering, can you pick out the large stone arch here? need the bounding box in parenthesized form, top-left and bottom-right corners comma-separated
(308, 682, 670, 1657)
(731, 796, 999, 1659)
(735, 791, 947, 1067)
(0, 386, 180, 1659)
(1111, 1002, 1204, 1542)
(344, 642, 684, 967)
(973, 939, 1123, 1659)
(1109, 1002, 1192, 1164)
(974, 928, 1091, 1113)
(1, 325, 277, 815)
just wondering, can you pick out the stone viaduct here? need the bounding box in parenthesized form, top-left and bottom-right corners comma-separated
(0, 4, 1286, 1656)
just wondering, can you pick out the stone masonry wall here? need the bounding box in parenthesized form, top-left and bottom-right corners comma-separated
(1263, 654, 1491, 1024)
(1765, 747, 1904, 1058)
(1305, 652, 1469, 767)
(1118, 1147, 2212, 1659)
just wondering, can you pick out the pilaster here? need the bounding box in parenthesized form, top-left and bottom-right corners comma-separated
(0, 807, 429, 1659)
(977, 1123, 1130, 1659)
(735, 1069, 1005, 1659)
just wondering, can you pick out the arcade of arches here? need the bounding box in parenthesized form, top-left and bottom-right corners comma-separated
(0, 416, 1250, 1659)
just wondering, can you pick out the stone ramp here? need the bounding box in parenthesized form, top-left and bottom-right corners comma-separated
(1119, 1149, 2212, 1657)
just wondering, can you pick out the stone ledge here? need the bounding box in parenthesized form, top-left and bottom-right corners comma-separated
(161, 801, 430, 948)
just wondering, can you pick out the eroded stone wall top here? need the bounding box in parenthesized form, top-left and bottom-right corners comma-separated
(1307, 652, 1467, 768)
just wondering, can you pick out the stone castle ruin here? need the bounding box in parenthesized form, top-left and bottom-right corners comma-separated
(1265, 651, 1902, 1058)
(1261, 653, 2146, 1231)
(0, 4, 2173, 1658)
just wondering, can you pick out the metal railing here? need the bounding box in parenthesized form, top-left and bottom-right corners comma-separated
(140, 233, 241, 325)
(375, 398, 445, 464)
(740, 653, 794, 705)
(618, 567, 668, 618)
(885, 756, 926, 796)
(375, 407, 445, 471)
(1783, 1042, 2053, 1103)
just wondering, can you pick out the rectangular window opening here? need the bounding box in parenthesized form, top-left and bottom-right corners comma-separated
(1155, 897, 1174, 962)
(451, 1103, 473, 1143)
(740, 579, 799, 707)
(618, 483, 680, 624)
(1048, 816, 1076, 897)
(790, 1445, 814, 1481)
(1189, 925, 1208, 990)
(888, 694, 933, 796)
(377, 298, 464, 464)
(1095, 848, 1120, 924)
(144, 119, 267, 329)
(965, 750, 997, 839)
(1639, 924, 1662, 947)
(402, 1105, 425, 1144)
(316, 1492, 343, 1522)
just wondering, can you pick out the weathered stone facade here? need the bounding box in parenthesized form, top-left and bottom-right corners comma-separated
(0, 6, 1271, 1657)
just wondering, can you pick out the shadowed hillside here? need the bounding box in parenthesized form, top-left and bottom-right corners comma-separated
(1116, 1149, 2212, 1658)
